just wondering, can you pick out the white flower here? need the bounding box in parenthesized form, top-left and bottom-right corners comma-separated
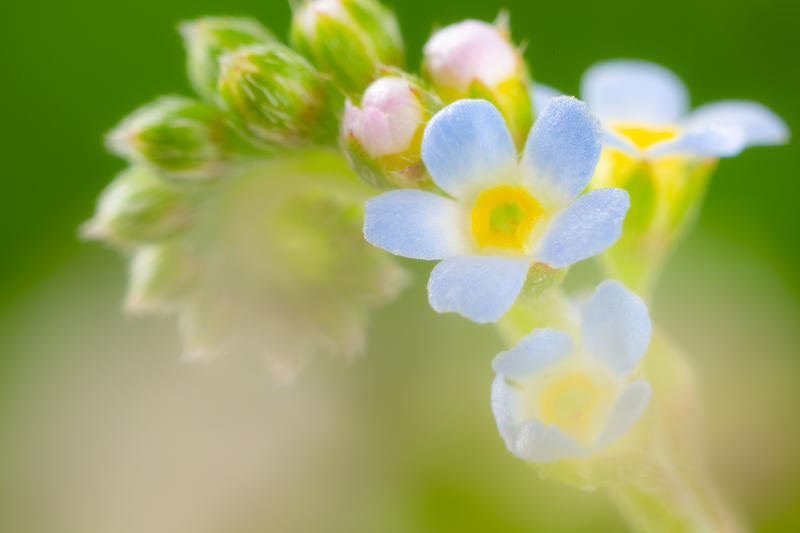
(363, 96, 629, 323)
(491, 280, 652, 462)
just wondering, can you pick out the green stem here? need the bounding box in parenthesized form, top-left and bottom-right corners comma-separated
(608, 458, 745, 533)
(496, 288, 573, 343)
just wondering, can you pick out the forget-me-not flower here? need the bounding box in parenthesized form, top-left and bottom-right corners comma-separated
(491, 280, 652, 462)
(533, 59, 789, 159)
(363, 96, 630, 323)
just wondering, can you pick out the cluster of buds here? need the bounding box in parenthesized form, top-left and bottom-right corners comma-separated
(86, 5, 414, 380)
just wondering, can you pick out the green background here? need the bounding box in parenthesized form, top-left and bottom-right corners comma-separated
(2, 1, 799, 531)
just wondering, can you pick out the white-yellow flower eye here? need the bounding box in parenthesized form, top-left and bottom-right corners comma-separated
(535, 369, 616, 445)
(470, 185, 543, 252)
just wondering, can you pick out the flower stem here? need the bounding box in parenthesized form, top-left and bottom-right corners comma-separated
(608, 457, 745, 533)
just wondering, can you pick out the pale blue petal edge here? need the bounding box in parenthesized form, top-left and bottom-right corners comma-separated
(521, 96, 603, 206)
(492, 328, 574, 382)
(681, 99, 790, 153)
(491, 375, 589, 462)
(581, 59, 689, 125)
(364, 190, 466, 260)
(580, 280, 652, 375)
(595, 379, 652, 449)
(421, 99, 517, 198)
(427, 255, 530, 323)
(514, 419, 588, 462)
(531, 83, 564, 115)
(491, 374, 520, 450)
(536, 188, 630, 268)
(646, 124, 745, 157)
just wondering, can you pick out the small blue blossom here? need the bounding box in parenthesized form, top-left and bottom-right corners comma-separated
(491, 280, 652, 462)
(533, 59, 789, 158)
(364, 97, 630, 323)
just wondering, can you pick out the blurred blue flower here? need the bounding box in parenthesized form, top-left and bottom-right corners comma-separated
(363, 97, 630, 323)
(533, 59, 789, 158)
(491, 280, 652, 462)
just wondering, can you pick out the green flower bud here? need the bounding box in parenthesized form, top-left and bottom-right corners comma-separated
(290, 0, 405, 95)
(218, 44, 342, 145)
(82, 167, 190, 246)
(422, 15, 533, 147)
(341, 71, 442, 189)
(125, 244, 198, 314)
(106, 96, 257, 179)
(179, 17, 276, 101)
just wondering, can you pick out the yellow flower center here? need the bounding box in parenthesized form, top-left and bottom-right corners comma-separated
(471, 185, 543, 251)
(538, 371, 614, 444)
(612, 124, 679, 150)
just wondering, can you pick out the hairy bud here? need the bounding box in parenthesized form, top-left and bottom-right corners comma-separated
(218, 44, 342, 145)
(106, 96, 256, 179)
(82, 167, 190, 246)
(290, 0, 404, 95)
(179, 17, 276, 101)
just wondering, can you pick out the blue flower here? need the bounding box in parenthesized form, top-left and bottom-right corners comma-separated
(491, 280, 652, 462)
(363, 97, 630, 323)
(533, 59, 789, 158)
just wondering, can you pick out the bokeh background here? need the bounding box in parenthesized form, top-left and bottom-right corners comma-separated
(2, 0, 799, 531)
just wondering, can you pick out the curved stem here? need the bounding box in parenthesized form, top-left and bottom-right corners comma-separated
(608, 458, 745, 533)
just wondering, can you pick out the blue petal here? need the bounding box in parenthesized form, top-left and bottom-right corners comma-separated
(427, 255, 529, 323)
(581, 60, 689, 125)
(514, 419, 588, 462)
(492, 328, 574, 381)
(491, 374, 521, 450)
(646, 125, 743, 157)
(531, 83, 563, 115)
(364, 190, 466, 260)
(421, 99, 517, 198)
(536, 188, 629, 268)
(580, 280, 651, 375)
(595, 380, 652, 448)
(684, 100, 789, 150)
(521, 96, 603, 207)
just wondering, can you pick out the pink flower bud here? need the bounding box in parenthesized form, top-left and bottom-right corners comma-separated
(343, 77, 424, 158)
(423, 20, 519, 93)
